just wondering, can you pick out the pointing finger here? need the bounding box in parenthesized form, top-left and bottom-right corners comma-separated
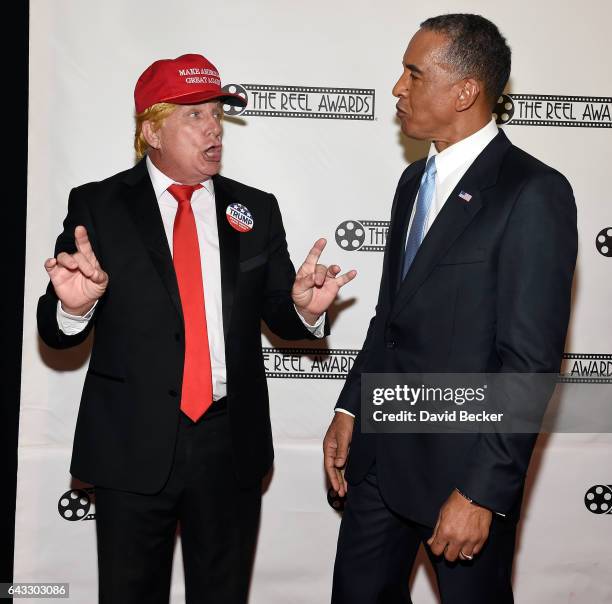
(302, 238, 327, 269)
(74, 226, 95, 259)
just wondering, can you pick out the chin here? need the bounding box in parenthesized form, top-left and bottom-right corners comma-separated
(402, 125, 426, 141)
(400, 124, 417, 139)
(198, 162, 221, 179)
(399, 118, 416, 138)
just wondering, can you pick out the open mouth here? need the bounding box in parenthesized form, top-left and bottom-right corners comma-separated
(204, 144, 222, 161)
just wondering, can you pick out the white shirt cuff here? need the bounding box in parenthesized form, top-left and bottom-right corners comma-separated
(334, 408, 355, 418)
(294, 306, 326, 338)
(56, 300, 97, 335)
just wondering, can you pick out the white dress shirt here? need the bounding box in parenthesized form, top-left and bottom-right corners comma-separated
(57, 156, 325, 399)
(335, 119, 499, 418)
(406, 118, 498, 243)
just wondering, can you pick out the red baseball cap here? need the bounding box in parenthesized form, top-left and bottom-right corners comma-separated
(134, 53, 246, 114)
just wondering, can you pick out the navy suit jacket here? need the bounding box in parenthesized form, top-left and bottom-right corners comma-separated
(336, 130, 577, 526)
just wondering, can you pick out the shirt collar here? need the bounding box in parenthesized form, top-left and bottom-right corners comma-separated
(426, 118, 498, 183)
(145, 155, 214, 201)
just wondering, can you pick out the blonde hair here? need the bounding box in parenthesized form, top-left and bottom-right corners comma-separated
(134, 102, 177, 159)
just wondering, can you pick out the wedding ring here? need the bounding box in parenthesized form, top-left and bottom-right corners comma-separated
(460, 550, 474, 560)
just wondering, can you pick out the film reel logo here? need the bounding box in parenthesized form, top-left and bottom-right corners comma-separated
(335, 220, 366, 251)
(335, 220, 389, 252)
(584, 485, 612, 514)
(221, 84, 248, 116)
(493, 94, 515, 125)
(263, 347, 359, 379)
(493, 94, 611, 128)
(595, 227, 612, 257)
(58, 488, 96, 522)
(220, 83, 375, 120)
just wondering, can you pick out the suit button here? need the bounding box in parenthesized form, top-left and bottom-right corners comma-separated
(386, 341, 395, 349)
(168, 389, 178, 397)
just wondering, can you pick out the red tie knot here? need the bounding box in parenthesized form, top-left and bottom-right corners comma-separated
(168, 183, 204, 205)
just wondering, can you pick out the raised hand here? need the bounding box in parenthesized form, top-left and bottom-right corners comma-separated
(44, 225, 109, 316)
(292, 238, 356, 325)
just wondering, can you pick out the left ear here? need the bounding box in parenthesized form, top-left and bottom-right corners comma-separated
(455, 78, 480, 112)
(142, 120, 162, 150)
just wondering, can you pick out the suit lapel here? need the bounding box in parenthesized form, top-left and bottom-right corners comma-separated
(122, 159, 184, 322)
(386, 165, 423, 298)
(212, 175, 240, 337)
(390, 130, 511, 320)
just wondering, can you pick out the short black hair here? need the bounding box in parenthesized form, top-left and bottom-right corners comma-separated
(420, 14, 511, 107)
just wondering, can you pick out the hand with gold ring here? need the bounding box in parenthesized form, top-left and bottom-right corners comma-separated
(427, 490, 492, 562)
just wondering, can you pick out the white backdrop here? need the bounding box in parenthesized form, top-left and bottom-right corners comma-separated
(18, 0, 611, 602)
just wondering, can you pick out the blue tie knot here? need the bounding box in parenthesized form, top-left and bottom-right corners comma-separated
(423, 155, 437, 181)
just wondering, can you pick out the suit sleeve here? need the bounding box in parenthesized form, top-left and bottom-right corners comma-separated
(333, 315, 377, 417)
(261, 195, 328, 340)
(459, 170, 578, 514)
(37, 187, 102, 349)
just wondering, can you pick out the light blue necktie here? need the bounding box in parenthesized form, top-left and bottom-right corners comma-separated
(402, 155, 437, 280)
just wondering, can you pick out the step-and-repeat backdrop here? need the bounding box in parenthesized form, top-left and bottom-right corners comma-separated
(18, 1, 611, 602)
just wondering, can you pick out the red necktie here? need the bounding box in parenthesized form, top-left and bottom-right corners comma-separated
(168, 183, 213, 422)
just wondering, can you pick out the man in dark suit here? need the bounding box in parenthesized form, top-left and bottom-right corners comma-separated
(37, 53, 355, 603)
(324, 14, 577, 603)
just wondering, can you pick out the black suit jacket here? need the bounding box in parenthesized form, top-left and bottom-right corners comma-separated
(37, 159, 323, 493)
(336, 130, 577, 526)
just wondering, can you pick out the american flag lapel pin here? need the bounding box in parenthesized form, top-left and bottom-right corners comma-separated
(458, 190, 472, 202)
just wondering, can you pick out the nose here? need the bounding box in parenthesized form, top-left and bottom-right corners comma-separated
(392, 72, 410, 98)
(208, 120, 222, 140)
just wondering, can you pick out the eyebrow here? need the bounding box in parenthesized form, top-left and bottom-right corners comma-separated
(404, 63, 423, 74)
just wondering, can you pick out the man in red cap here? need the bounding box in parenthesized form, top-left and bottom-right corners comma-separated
(37, 53, 355, 603)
